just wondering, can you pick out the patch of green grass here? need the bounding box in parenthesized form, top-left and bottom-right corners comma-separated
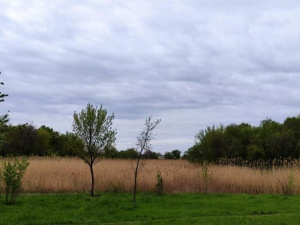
(1, 193, 300, 224)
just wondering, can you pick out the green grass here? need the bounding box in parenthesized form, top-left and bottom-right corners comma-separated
(1, 193, 300, 224)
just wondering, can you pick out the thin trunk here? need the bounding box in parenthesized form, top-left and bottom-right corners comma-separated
(89, 163, 95, 196)
(133, 171, 137, 203)
(133, 163, 139, 203)
(133, 153, 142, 203)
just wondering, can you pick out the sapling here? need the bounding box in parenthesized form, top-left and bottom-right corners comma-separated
(1, 157, 29, 205)
(156, 170, 163, 195)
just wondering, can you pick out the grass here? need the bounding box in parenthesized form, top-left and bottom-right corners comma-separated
(1, 157, 299, 194)
(1, 193, 300, 224)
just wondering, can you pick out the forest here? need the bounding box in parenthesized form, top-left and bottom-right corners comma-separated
(1, 114, 300, 164)
(183, 115, 300, 164)
(0, 123, 164, 159)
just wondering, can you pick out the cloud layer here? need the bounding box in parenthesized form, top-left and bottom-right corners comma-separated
(1, 0, 300, 152)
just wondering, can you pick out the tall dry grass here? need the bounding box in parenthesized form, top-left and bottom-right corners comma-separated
(1, 157, 300, 194)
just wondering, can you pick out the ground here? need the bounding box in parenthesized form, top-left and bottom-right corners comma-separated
(1, 193, 300, 225)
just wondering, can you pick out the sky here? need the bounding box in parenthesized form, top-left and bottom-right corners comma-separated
(1, 0, 300, 153)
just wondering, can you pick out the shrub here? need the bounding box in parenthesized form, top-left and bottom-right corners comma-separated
(156, 170, 163, 195)
(199, 162, 210, 194)
(0, 157, 29, 205)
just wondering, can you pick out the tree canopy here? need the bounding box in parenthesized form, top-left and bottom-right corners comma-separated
(183, 115, 300, 164)
(72, 103, 116, 196)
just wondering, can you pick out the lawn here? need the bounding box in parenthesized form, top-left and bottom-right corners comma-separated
(1, 193, 300, 224)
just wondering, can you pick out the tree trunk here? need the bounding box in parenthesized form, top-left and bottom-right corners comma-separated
(89, 163, 95, 196)
(133, 170, 137, 203)
(133, 157, 141, 203)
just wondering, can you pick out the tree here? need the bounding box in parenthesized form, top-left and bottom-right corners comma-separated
(172, 150, 181, 159)
(119, 148, 138, 159)
(284, 115, 300, 140)
(39, 125, 61, 155)
(2, 124, 38, 156)
(72, 103, 116, 196)
(195, 125, 226, 162)
(58, 132, 84, 156)
(142, 150, 159, 159)
(164, 150, 181, 159)
(104, 145, 119, 158)
(133, 116, 160, 203)
(0, 157, 29, 205)
(0, 71, 9, 149)
(0, 72, 8, 104)
(164, 151, 174, 159)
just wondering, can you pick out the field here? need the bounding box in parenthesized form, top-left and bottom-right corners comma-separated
(1, 157, 300, 194)
(2, 158, 300, 224)
(1, 193, 300, 225)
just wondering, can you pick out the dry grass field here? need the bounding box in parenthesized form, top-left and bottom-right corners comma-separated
(1, 157, 300, 194)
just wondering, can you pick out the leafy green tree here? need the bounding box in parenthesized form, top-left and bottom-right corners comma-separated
(164, 151, 174, 159)
(172, 150, 181, 159)
(182, 144, 202, 162)
(284, 115, 300, 140)
(1, 124, 37, 156)
(0, 118, 8, 150)
(0, 157, 29, 205)
(185, 115, 300, 164)
(39, 125, 61, 155)
(58, 132, 84, 156)
(259, 119, 284, 160)
(223, 123, 253, 160)
(104, 145, 119, 158)
(72, 103, 116, 196)
(35, 128, 51, 155)
(119, 148, 138, 159)
(142, 150, 159, 159)
(195, 125, 226, 162)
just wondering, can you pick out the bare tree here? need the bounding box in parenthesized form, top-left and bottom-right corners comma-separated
(72, 103, 116, 196)
(133, 116, 161, 203)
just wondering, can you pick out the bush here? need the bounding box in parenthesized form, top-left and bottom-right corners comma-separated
(156, 170, 163, 195)
(0, 157, 29, 205)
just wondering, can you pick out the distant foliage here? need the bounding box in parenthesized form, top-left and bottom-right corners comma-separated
(0, 124, 83, 156)
(184, 115, 300, 164)
(164, 150, 181, 159)
(0, 124, 163, 159)
(0, 157, 29, 205)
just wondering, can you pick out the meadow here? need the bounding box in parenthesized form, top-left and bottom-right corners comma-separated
(1, 193, 300, 225)
(2, 158, 300, 224)
(1, 157, 300, 194)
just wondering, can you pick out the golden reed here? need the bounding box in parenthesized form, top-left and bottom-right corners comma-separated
(1, 157, 300, 194)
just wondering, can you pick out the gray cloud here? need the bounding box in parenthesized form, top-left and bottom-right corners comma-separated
(1, 0, 300, 152)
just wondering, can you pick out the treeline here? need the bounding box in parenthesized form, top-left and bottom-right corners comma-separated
(0, 124, 82, 156)
(0, 123, 181, 159)
(183, 115, 300, 163)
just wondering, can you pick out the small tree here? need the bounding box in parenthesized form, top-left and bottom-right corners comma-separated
(0, 71, 9, 149)
(0, 157, 29, 205)
(133, 116, 161, 203)
(72, 103, 116, 196)
(156, 170, 163, 195)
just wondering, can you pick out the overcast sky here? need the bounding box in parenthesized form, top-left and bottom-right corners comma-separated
(1, 0, 300, 153)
